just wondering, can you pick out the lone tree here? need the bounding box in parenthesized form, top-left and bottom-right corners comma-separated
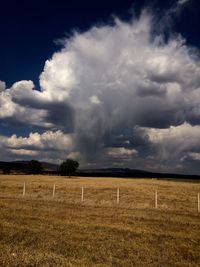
(2, 164, 11, 175)
(27, 160, 43, 174)
(59, 159, 79, 177)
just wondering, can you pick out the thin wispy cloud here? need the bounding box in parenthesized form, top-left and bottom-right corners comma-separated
(177, 0, 190, 6)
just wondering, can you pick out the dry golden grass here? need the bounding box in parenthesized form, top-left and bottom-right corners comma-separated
(0, 175, 200, 266)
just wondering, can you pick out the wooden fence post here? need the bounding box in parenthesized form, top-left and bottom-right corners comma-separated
(23, 182, 26, 197)
(117, 188, 120, 204)
(81, 187, 84, 202)
(53, 184, 56, 198)
(155, 190, 158, 209)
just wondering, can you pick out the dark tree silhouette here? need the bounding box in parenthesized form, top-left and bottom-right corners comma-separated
(27, 160, 43, 174)
(2, 165, 11, 174)
(59, 159, 79, 177)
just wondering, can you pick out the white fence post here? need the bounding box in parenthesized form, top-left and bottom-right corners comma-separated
(23, 182, 26, 197)
(198, 193, 200, 213)
(81, 187, 84, 202)
(155, 190, 158, 209)
(53, 184, 56, 198)
(117, 188, 120, 204)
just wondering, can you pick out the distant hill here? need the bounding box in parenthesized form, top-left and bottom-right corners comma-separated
(77, 168, 200, 180)
(0, 161, 200, 180)
(0, 161, 59, 173)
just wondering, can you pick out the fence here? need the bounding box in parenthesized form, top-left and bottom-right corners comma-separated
(0, 181, 200, 213)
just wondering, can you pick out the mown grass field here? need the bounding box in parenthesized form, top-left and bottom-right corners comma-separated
(0, 175, 200, 266)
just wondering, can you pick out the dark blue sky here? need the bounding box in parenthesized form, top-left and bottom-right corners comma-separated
(0, 0, 199, 88)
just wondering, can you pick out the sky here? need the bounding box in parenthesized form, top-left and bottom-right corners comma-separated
(0, 0, 200, 174)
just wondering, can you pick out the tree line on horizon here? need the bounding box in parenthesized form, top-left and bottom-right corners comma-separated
(1, 159, 79, 177)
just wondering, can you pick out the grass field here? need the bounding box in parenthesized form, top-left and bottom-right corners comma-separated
(0, 175, 200, 266)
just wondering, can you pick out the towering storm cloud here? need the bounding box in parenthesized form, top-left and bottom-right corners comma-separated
(1, 7, 200, 174)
